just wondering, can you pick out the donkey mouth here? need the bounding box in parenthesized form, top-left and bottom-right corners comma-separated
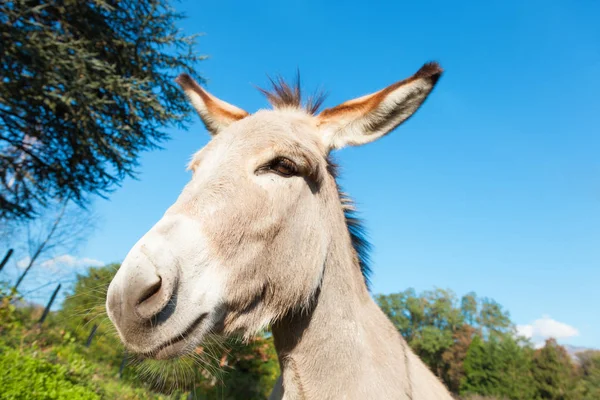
(142, 312, 209, 360)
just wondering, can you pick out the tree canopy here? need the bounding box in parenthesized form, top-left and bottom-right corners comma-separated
(532, 339, 579, 400)
(377, 289, 600, 400)
(376, 288, 513, 382)
(0, 0, 204, 220)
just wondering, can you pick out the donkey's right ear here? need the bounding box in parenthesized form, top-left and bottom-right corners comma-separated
(176, 74, 249, 136)
(316, 62, 442, 150)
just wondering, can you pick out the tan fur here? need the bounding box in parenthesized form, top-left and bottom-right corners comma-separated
(106, 63, 452, 399)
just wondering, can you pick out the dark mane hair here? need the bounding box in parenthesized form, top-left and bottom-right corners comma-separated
(257, 71, 328, 115)
(327, 160, 373, 290)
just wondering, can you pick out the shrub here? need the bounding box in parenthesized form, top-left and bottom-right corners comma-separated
(0, 345, 99, 400)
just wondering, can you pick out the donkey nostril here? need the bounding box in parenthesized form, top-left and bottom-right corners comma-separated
(137, 277, 162, 306)
(134, 275, 175, 321)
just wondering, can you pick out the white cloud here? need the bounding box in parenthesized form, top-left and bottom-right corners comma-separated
(40, 254, 104, 270)
(16, 254, 103, 271)
(517, 315, 579, 347)
(516, 324, 534, 339)
(16, 256, 31, 269)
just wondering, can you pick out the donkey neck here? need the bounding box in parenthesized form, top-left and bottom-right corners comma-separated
(271, 229, 412, 399)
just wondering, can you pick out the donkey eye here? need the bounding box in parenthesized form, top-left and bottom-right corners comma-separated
(269, 157, 298, 177)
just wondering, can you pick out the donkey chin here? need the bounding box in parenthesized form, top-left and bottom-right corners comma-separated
(105, 215, 228, 360)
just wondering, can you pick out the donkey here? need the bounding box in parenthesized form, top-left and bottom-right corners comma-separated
(106, 62, 454, 399)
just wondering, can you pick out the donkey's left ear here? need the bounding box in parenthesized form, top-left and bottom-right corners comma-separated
(317, 62, 443, 150)
(176, 74, 249, 136)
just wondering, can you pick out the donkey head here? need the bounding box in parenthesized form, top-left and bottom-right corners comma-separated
(106, 63, 442, 359)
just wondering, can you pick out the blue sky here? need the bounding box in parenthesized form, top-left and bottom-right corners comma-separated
(29, 0, 600, 347)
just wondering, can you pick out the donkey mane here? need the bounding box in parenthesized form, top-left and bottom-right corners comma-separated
(328, 161, 372, 288)
(258, 75, 372, 288)
(258, 72, 327, 115)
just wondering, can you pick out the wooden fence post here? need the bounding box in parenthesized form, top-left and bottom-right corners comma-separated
(0, 248, 13, 273)
(119, 351, 128, 379)
(85, 324, 99, 347)
(38, 283, 61, 324)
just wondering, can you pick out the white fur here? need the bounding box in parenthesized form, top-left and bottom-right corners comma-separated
(107, 214, 227, 353)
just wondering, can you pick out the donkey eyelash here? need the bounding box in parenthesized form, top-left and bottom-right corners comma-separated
(256, 157, 299, 177)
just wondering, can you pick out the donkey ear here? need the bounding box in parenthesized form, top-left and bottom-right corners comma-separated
(316, 62, 443, 150)
(176, 74, 249, 135)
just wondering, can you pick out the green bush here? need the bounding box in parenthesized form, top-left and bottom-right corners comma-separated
(0, 283, 175, 400)
(0, 345, 100, 400)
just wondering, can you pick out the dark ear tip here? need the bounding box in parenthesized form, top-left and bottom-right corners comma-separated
(415, 61, 443, 84)
(175, 73, 194, 88)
